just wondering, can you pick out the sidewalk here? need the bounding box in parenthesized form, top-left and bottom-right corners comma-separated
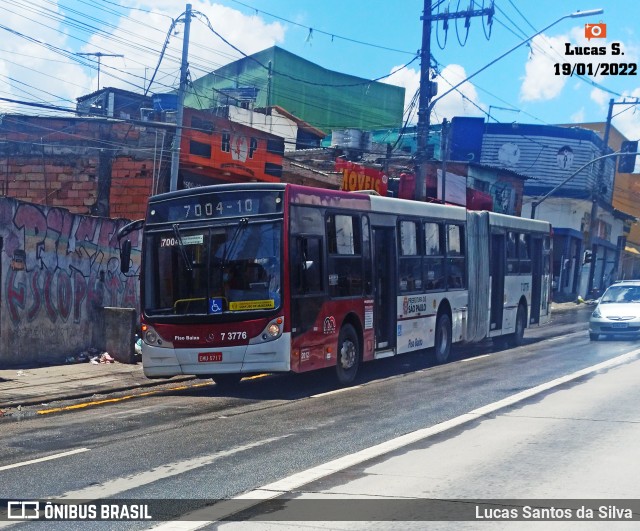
(0, 361, 194, 410)
(0, 301, 586, 411)
(230, 351, 640, 525)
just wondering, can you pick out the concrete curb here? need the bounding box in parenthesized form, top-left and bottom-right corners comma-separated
(0, 375, 197, 410)
(550, 303, 595, 313)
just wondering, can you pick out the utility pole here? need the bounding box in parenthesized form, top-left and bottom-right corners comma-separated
(585, 98, 614, 294)
(440, 118, 449, 203)
(169, 4, 192, 192)
(415, 0, 432, 201)
(77, 52, 124, 91)
(585, 97, 639, 293)
(415, 0, 494, 201)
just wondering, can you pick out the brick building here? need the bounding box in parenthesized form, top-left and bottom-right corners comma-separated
(0, 114, 160, 220)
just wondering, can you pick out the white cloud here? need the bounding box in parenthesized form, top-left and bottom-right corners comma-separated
(385, 65, 420, 122)
(0, 1, 286, 114)
(386, 63, 485, 125)
(519, 33, 568, 102)
(0, 0, 91, 112)
(520, 26, 639, 104)
(590, 87, 608, 106)
(570, 107, 586, 122)
(86, 1, 286, 95)
(431, 64, 485, 122)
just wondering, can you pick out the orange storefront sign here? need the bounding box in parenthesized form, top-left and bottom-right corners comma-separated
(336, 158, 388, 195)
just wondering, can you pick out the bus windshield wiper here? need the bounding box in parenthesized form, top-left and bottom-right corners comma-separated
(172, 224, 193, 272)
(222, 217, 249, 267)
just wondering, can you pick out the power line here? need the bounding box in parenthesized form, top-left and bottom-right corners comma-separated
(193, 11, 420, 89)
(228, 0, 418, 55)
(77, 52, 125, 91)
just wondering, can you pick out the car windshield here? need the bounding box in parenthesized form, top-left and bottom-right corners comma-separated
(600, 285, 640, 303)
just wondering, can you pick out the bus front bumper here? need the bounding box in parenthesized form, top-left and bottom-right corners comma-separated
(141, 333, 291, 378)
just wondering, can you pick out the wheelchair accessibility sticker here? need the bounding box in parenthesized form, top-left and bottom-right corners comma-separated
(209, 298, 223, 314)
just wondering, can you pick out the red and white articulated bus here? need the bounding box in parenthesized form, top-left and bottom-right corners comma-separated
(118, 183, 552, 386)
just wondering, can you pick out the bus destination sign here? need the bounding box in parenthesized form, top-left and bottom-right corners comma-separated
(148, 190, 283, 224)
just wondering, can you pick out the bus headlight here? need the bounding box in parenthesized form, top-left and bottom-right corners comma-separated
(145, 329, 158, 344)
(141, 324, 173, 348)
(249, 317, 284, 344)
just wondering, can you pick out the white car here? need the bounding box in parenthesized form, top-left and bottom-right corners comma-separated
(589, 281, 640, 341)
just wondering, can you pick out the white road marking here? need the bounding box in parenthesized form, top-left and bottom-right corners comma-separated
(311, 386, 360, 398)
(541, 330, 585, 342)
(461, 354, 490, 362)
(0, 448, 90, 472)
(148, 348, 640, 530)
(56, 435, 288, 500)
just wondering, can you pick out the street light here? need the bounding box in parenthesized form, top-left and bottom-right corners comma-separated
(530, 151, 640, 219)
(427, 9, 604, 114)
(416, 8, 603, 201)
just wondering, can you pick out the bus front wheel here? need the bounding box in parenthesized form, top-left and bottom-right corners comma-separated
(336, 324, 360, 385)
(434, 314, 452, 364)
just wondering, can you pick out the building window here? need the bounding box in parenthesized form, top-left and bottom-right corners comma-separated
(221, 132, 231, 153)
(249, 137, 258, 158)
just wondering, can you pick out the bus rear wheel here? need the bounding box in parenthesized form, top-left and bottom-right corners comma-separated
(506, 304, 526, 347)
(336, 324, 360, 385)
(434, 313, 452, 364)
(511, 304, 527, 347)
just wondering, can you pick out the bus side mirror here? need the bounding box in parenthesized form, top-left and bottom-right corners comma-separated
(120, 240, 132, 274)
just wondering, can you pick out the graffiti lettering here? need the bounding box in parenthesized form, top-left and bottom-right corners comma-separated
(2, 199, 141, 329)
(7, 269, 26, 323)
(27, 271, 41, 321)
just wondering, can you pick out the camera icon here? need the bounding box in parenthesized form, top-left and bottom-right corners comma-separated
(585, 22, 606, 40)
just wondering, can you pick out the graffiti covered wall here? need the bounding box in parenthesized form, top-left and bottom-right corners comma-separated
(0, 198, 141, 367)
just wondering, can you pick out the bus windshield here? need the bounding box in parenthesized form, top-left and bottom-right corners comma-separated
(144, 220, 282, 316)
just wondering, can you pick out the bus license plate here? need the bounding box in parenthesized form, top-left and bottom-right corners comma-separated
(199, 352, 222, 362)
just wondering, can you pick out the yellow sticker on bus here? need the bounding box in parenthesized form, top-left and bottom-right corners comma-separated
(229, 299, 275, 311)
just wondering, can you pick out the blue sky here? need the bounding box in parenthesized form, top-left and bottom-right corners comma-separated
(1, 0, 639, 139)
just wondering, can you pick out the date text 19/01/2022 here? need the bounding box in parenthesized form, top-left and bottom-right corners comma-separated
(555, 42, 638, 76)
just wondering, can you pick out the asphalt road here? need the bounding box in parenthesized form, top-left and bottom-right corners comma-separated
(2, 306, 636, 530)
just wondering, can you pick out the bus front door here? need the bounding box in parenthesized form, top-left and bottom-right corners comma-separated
(490, 233, 505, 331)
(373, 227, 396, 351)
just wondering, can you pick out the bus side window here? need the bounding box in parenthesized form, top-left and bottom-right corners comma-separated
(446, 224, 465, 289)
(506, 232, 518, 274)
(362, 216, 373, 295)
(327, 214, 363, 297)
(292, 237, 323, 295)
(399, 220, 422, 292)
(519, 233, 532, 273)
(424, 222, 444, 290)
